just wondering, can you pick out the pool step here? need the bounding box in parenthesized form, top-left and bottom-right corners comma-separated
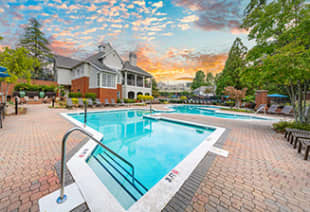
(89, 151, 148, 208)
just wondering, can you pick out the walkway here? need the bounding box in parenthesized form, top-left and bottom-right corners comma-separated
(0, 104, 309, 212)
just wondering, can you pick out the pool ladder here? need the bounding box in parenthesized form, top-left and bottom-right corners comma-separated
(56, 127, 138, 204)
(92, 150, 148, 201)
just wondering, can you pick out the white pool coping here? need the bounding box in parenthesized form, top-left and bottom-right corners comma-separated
(166, 104, 286, 122)
(60, 108, 226, 212)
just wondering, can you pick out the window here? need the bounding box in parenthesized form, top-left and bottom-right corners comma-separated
(97, 73, 100, 87)
(101, 72, 116, 88)
(77, 69, 80, 76)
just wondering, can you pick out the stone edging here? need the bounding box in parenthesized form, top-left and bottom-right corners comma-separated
(162, 128, 231, 212)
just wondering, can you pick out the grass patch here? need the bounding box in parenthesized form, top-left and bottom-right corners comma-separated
(220, 108, 254, 113)
(273, 121, 310, 133)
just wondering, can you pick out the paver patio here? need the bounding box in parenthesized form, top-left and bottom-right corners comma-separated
(0, 104, 309, 212)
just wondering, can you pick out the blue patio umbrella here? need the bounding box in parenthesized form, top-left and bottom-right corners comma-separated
(0, 66, 10, 78)
(0, 66, 7, 72)
(0, 72, 10, 78)
(267, 94, 288, 98)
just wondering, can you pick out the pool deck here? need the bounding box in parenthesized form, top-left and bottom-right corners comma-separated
(0, 104, 309, 212)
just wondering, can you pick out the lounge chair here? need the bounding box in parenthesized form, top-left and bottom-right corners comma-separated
(255, 104, 266, 114)
(24, 96, 29, 103)
(78, 98, 84, 107)
(87, 99, 93, 107)
(43, 96, 49, 104)
(111, 99, 116, 106)
(104, 99, 110, 106)
(297, 138, 310, 160)
(66, 98, 73, 108)
(34, 96, 39, 102)
(280, 105, 293, 115)
(95, 99, 102, 107)
(267, 104, 279, 114)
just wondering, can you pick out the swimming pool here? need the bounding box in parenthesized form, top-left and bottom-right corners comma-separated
(169, 105, 270, 120)
(68, 110, 215, 210)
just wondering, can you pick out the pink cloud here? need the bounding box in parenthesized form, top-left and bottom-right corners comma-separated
(230, 27, 249, 35)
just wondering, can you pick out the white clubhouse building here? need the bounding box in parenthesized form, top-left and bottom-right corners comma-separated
(54, 42, 152, 101)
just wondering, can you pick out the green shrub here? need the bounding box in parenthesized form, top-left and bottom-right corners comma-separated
(273, 121, 310, 133)
(85, 92, 96, 101)
(180, 96, 187, 101)
(124, 98, 136, 103)
(71, 98, 79, 105)
(14, 83, 56, 92)
(69, 92, 82, 98)
(221, 108, 254, 113)
(137, 95, 154, 101)
(243, 95, 255, 103)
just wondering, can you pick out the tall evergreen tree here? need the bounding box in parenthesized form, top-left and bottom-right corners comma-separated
(152, 78, 160, 97)
(191, 70, 206, 90)
(0, 36, 3, 41)
(205, 72, 215, 86)
(19, 18, 52, 79)
(216, 37, 247, 95)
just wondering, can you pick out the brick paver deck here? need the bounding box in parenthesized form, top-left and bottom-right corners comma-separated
(159, 113, 310, 212)
(0, 104, 309, 212)
(0, 105, 84, 212)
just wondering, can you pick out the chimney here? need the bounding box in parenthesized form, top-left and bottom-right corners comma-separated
(129, 52, 137, 66)
(98, 42, 112, 52)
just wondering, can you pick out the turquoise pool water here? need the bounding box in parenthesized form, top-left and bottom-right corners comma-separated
(170, 105, 270, 120)
(69, 110, 214, 209)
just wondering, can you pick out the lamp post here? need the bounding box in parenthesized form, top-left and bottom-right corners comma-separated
(84, 100, 88, 127)
(15, 96, 18, 115)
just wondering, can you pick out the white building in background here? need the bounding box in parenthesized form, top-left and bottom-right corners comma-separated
(158, 82, 192, 93)
(192, 86, 215, 97)
(54, 42, 153, 101)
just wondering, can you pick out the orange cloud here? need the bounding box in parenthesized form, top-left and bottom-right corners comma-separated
(49, 38, 79, 57)
(230, 27, 249, 35)
(135, 44, 227, 81)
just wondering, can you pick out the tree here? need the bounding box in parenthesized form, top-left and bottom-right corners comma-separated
(224, 86, 248, 108)
(216, 38, 247, 95)
(19, 18, 52, 79)
(241, 0, 310, 123)
(152, 78, 160, 97)
(205, 72, 215, 86)
(0, 47, 38, 103)
(0, 36, 3, 41)
(191, 70, 205, 90)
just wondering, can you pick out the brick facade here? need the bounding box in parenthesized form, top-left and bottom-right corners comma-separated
(0, 79, 57, 97)
(71, 77, 89, 94)
(88, 84, 122, 103)
(255, 90, 268, 108)
(71, 77, 122, 102)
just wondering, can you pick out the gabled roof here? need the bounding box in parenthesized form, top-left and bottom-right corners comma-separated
(123, 61, 152, 77)
(54, 55, 81, 69)
(84, 52, 116, 73)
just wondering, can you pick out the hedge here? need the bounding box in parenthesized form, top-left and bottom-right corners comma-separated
(137, 95, 154, 101)
(14, 83, 56, 92)
(124, 98, 136, 103)
(68, 92, 82, 98)
(273, 121, 310, 133)
(85, 93, 96, 101)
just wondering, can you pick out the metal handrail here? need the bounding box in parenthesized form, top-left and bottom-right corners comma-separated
(57, 127, 135, 204)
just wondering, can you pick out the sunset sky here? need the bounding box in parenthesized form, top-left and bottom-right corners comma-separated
(0, 0, 254, 82)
